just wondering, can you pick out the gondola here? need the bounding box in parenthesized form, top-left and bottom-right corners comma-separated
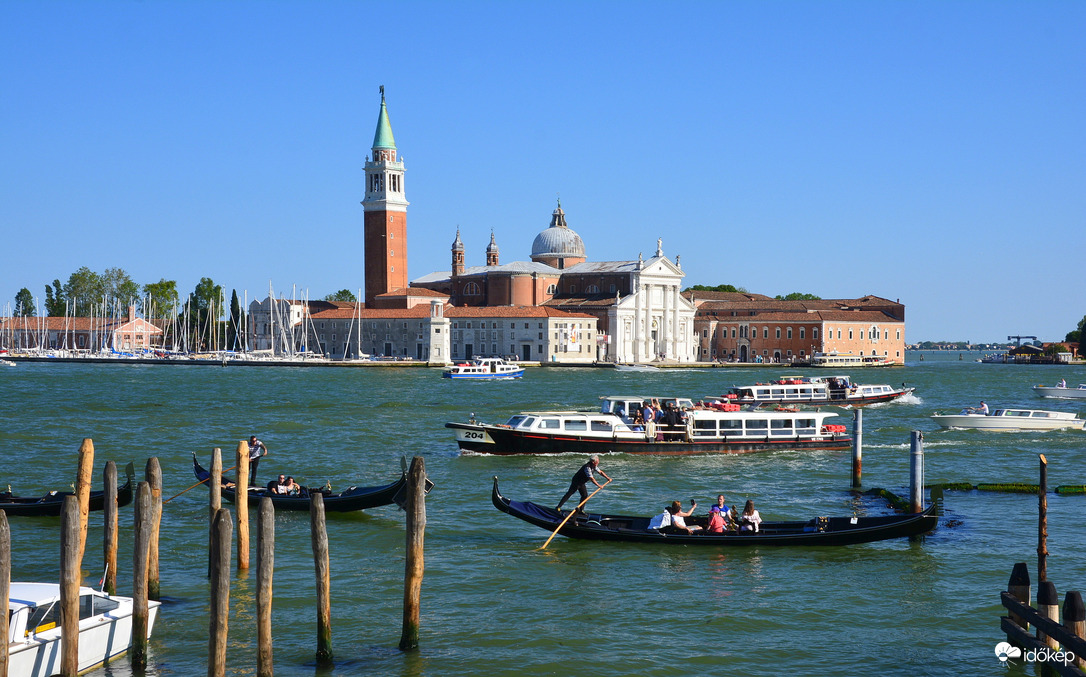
(492, 477, 941, 546)
(0, 463, 135, 517)
(191, 454, 413, 512)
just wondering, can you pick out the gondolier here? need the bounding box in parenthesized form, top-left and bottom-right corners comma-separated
(555, 455, 612, 512)
(248, 435, 268, 484)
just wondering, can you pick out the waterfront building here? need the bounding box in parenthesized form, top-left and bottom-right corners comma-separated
(0, 306, 163, 353)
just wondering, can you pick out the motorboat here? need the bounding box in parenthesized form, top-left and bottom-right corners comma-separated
(931, 408, 1085, 431)
(447, 395, 850, 455)
(7, 582, 160, 677)
(810, 352, 894, 367)
(492, 478, 940, 546)
(442, 357, 524, 380)
(1032, 383, 1086, 400)
(718, 375, 913, 408)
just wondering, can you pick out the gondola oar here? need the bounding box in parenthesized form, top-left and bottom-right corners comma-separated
(538, 479, 611, 550)
(163, 464, 238, 504)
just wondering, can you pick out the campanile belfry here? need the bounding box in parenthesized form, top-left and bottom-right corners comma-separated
(362, 86, 409, 306)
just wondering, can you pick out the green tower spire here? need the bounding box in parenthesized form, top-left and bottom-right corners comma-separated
(372, 85, 396, 151)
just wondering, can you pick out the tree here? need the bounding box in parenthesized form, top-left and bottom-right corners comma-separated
(1066, 315, 1086, 344)
(14, 288, 35, 316)
(142, 279, 179, 317)
(228, 289, 242, 351)
(1043, 343, 1069, 357)
(102, 267, 140, 308)
(323, 289, 358, 302)
(44, 278, 65, 317)
(683, 284, 748, 293)
(62, 267, 105, 316)
(775, 292, 822, 301)
(185, 278, 224, 350)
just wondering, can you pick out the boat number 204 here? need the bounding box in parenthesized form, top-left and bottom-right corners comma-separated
(462, 431, 488, 440)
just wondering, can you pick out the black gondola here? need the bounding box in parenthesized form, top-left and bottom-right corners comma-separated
(192, 454, 410, 512)
(0, 463, 135, 517)
(492, 477, 941, 546)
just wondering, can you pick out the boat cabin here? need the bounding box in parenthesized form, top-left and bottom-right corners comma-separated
(7, 583, 123, 642)
(598, 396, 694, 417)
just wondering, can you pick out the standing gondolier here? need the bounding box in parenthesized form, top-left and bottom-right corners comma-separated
(248, 435, 268, 485)
(555, 455, 612, 513)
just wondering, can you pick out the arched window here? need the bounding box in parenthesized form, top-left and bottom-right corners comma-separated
(546, 284, 557, 294)
(464, 282, 481, 296)
(586, 284, 599, 294)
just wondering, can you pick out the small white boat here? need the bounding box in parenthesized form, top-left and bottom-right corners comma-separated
(1032, 383, 1086, 400)
(0, 359, 15, 367)
(7, 582, 160, 677)
(442, 357, 524, 380)
(931, 408, 1085, 431)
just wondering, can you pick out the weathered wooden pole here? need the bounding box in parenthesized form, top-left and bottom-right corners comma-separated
(209, 447, 222, 578)
(1037, 581, 1059, 650)
(236, 441, 251, 571)
(103, 460, 118, 595)
(310, 492, 332, 666)
(60, 495, 81, 676)
(1039, 454, 1048, 583)
(909, 430, 924, 513)
(399, 456, 427, 652)
(209, 508, 232, 677)
(1007, 562, 1032, 644)
(257, 497, 275, 677)
(1, 510, 10, 676)
(75, 437, 95, 563)
(1064, 591, 1086, 669)
(145, 457, 163, 601)
(851, 408, 863, 488)
(132, 482, 152, 668)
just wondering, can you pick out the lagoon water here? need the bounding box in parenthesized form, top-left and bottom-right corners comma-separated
(2, 352, 1085, 676)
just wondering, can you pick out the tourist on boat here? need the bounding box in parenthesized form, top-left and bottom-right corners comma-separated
(710, 494, 735, 529)
(1058, 378, 1067, 388)
(631, 409, 645, 431)
(555, 455, 612, 513)
(665, 500, 702, 534)
(272, 474, 289, 495)
(647, 506, 672, 530)
(739, 499, 762, 532)
(284, 476, 302, 495)
(247, 435, 268, 485)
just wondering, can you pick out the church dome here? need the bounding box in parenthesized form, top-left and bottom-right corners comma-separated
(531, 201, 585, 259)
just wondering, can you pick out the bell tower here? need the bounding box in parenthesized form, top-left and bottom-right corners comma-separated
(362, 86, 409, 306)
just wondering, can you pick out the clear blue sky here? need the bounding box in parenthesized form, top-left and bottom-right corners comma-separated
(2, 1, 1083, 343)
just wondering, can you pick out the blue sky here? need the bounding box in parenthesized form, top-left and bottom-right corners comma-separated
(2, 1, 1083, 342)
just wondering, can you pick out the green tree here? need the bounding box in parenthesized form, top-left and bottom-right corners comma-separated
(102, 267, 140, 308)
(1066, 315, 1086, 344)
(323, 289, 358, 302)
(14, 288, 35, 316)
(775, 292, 822, 301)
(62, 267, 105, 316)
(1043, 343, 1069, 357)
(228, 289, 242, 351)
(185, 278, 224, 350)
(44, 278, 65, 317)
(142, 279, 179, 317)
(683, 284, 748, 293)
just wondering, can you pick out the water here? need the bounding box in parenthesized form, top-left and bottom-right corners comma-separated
(3, 352, 1085, 676)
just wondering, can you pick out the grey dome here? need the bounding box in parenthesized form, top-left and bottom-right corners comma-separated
(531, 202, 585, 258)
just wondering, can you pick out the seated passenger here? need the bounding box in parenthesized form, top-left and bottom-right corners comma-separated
(707, 494, 735, 533)
(284, 476, 301, 495)
(273, 474, 288, 495)
(665, 500, 702, 534)
(647, 506, 672, 530)
(738, 499, 762, 533)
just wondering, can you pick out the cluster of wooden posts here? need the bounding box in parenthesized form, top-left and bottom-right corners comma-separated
(206, 442, 429, 676)
(0, 438, 430, 677)
(998, 454, 1086, 676)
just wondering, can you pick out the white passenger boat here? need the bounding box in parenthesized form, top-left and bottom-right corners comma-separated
(442, 357, 524, 380)
(7, 582, 160, 677)
(446, 395, 850, 455)
(719, 375, 913, 407)
(810, 352, 894, 367)
(930, 408, 1085, 431)
(1032, 383, 1086, 400)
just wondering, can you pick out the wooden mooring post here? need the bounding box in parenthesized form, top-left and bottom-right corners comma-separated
(60, 496, 80, 676)
(132, 482, 152, 668)
(209, 448, 222, 578)
(1, 510, 10, 675)
(1039, 454, 1049, 583)
(257, 497, 274, 677)
(909, 430, 924, 513)
(146, 457, 163, 601)
(209, 508, 233, 677)
(103, 460, 118, 595)
(399, 456, 428, 652)
(1000, 563, 1086, 673)
(851, 409, 863, 488)
(236, 441, 250, 571)
(310, 492, 333, 666)
(75, 438, 95, 563)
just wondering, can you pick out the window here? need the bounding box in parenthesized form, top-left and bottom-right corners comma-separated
(546, 284, 557, 294)
(731, 328, 736, 338)
(813, 329, 819, 339)
(787, 328, 792, 339)
(564, 420, 588, 431)
(569, 285, 576, 293)
(799, 328, 805, 339)
(775, 328, 781, 339)
(763, 327, 768, 339)
(610, 284, 616, 293)
(849, 329, 853, 339)
(586, 284, 599, 293)
(464, 282, 481, 296)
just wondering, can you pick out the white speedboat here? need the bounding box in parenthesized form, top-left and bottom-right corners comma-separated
(931, 408, 1085, 431)
(7, 582, 160, 677)
(442, 357, 524, 380)
(1032, 383, 1086, 400)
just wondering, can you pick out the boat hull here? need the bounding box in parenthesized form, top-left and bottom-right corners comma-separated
(734, 389, 912, 408)
(1032, 386, 1086, 400)
(448, 422, 850, 455)
(442, 369, 524, 380)
(930, 414, 1085, 431)
(492, 478, 939, 545)
(0, 480, 134, 517)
